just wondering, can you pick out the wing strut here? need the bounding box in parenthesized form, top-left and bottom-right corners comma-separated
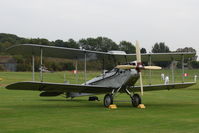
(182, 54, 184, 83)
(75, 56, 78, 84)
(148, 55, 152, 85)
(102, 57, 105, 78)
(84, 52, 87, 84)
(40, 47, 43, 82)
(171, 58, 175, 83)
(32, 53, 35, 81)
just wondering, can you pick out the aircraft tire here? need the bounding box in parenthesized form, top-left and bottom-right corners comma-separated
(131, 94, 141, 107)
(104, 94, 113, 107)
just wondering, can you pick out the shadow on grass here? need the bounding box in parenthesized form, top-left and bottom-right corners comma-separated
(3, 98, 199, 109)
(3, 103, 199, 110)
(142, 103, 199, 109)
(5, 103, 103, 109)
(38, 97, 199, 107)
(113, 102, 199, 109)
(40, 99, 89, 102)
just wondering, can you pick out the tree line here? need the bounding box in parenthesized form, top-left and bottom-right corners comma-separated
(0, 33, 147, 54)
(0, 33, 198, 71)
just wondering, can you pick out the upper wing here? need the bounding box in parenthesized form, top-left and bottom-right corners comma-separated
(7, 44, 196, 69)
(130, 82, 196, 92)
(6, 81, 115, 93)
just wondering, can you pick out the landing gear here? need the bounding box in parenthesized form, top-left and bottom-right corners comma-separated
(104, 94, 113, 107)
(125, 88, 142, 107)
(131, 94, 142, 107)
(103, 88, 142, 108)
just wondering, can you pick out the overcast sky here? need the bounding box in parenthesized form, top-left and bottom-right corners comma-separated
(0, 0, 198, 53)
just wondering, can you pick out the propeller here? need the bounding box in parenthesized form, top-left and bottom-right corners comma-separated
(135, 41, 144, 95)
(115, 40, 162, 95)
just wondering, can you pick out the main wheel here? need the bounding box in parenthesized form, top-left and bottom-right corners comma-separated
(131, 94, 141, 107)
(104, 94, 113, 107)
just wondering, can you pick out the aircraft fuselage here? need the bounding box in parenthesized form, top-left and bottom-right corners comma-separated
(67, 68, 139, 98)
(86, 68, 139, 88)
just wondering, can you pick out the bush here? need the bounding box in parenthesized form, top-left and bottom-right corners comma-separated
(0, 64, 5, 71)
(190, 61, 199, 69)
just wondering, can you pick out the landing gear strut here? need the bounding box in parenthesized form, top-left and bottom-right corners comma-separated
(131, 94, 142, 107)
(125, 88, 142, 107)
(104, 94, 113, 107)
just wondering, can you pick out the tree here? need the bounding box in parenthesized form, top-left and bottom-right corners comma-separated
(190, 61, 199, 68)
(67, 39, 79, 49)
(54, 39, 65, 47)
(176, 47, 197, 60)
(151, 42, 170, 67)
(141, 48, 147, 53)
(28, 38, 50, 45)
(53, 39, 79, 48)
(119, 41, 135, 54)
(0, 33, 23, 44)
(79, 37, 119, 52)
(98, 37, 119, 52)
(176, 47, 196, 53)
(79, 38, 97, 50)
(0, 42, 13, 53)
(176, 47, 197, 68)
(152, 42, 170, 53)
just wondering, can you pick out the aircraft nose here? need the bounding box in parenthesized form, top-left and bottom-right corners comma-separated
(124, 69, 139, 86)
(130, 69, 139, 76)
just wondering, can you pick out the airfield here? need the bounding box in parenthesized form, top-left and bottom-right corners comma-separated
(1, 70, 199, 133)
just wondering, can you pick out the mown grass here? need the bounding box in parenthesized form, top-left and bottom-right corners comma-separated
(0, 69, 199, 133)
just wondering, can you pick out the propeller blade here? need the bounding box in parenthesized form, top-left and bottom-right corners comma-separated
(144, 66, 162, 70)
(139, 72, 144, 96)
(116, 65, 136, 69)
(136, 40, 141, 62)
(135, 40, 143, 95)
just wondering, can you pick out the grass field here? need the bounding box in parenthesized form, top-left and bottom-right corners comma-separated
(0, 70, 199, 133)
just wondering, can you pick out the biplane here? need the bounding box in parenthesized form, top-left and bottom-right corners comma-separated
(6, 41, 196, 107)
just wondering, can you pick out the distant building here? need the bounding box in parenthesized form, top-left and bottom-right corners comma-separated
(0, 56, 17, 71)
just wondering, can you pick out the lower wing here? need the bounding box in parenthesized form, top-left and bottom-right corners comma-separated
(6, 81, 196, 94)
(131, 82, 196, 92)
(6, 81, 115, 93)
